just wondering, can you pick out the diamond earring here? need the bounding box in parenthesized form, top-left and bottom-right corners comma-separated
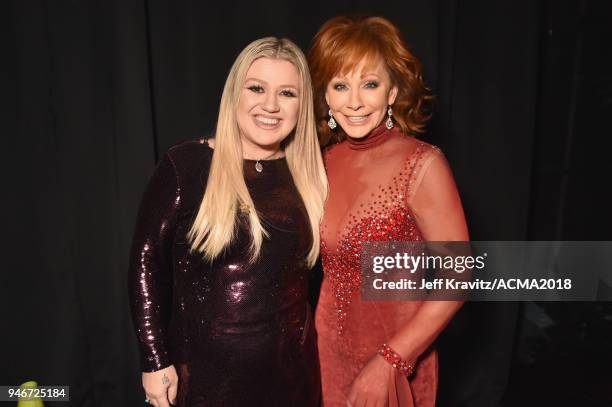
(386, 106, 394, 130)
(327, 109, 337, 130)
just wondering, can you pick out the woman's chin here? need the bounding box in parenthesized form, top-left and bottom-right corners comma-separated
(343, 125, 374, 139)
(345, 131, 369, 139)
(339, 118, 377, 139)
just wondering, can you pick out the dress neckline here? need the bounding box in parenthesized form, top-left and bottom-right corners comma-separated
(202, 138, 286, 163)
(345, 123, 390, 151)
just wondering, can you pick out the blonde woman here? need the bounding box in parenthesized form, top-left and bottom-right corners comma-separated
(128, 37, 327, 407)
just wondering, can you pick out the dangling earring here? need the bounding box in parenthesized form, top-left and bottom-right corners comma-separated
(327, 109, 337, 130)
(386, 106, 394, 130)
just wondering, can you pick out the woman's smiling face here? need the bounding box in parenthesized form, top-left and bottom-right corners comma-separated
(325, 57, 398, 139)
(236, 57, 300, 157)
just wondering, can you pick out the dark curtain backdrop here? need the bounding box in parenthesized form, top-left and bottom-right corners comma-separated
(3, 0, 611, 406)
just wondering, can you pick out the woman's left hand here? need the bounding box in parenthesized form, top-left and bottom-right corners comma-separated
(347, 354, 392, 407)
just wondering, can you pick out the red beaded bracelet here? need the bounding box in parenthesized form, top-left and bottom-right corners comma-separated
(378, 343, 415, 377)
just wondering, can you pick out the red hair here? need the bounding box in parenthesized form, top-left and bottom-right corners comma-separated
(308, 16, 434, 145)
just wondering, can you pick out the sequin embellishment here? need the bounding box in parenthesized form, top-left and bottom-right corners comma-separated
(321, 144, 430, 335)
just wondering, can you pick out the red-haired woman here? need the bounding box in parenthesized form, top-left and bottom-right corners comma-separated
(309, 16, 469, 406)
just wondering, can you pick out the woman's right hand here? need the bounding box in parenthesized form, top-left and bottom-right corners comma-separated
(142, 364, 178, 407)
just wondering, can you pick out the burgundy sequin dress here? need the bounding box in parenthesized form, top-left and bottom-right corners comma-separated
(128, 139, 321, 406)
(316, 124, 463, 406)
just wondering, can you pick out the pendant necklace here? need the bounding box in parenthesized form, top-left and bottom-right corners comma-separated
(245, 150, 281, 173)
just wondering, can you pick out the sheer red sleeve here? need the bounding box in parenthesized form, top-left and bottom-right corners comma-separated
(409, 148, 469, 242)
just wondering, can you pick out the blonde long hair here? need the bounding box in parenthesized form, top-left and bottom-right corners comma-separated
(188, 37, 328, 267)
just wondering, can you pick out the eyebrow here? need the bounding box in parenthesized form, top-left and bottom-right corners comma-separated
(360, 72, 380, 78)
(244, 78, 298, 89)
(332, 72, 381, 80)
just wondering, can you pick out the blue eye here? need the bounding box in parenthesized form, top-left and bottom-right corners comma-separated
(248, 85, 264, 93)
(364, 81, 379, 89)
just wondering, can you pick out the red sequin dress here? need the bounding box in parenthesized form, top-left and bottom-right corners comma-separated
(316, 124, 460, 406)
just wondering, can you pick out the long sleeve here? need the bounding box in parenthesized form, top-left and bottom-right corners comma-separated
(409, 148, 469, 241)
(377, 147, 468, 372)
(128, 153, 180, 372)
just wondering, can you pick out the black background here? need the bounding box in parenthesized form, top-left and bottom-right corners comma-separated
(3, 0, 612, 406)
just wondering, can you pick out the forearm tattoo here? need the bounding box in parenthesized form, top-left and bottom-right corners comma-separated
(162, 373, 170, 385)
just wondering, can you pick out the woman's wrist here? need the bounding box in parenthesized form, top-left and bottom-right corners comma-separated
(377, 343, 415, 377)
